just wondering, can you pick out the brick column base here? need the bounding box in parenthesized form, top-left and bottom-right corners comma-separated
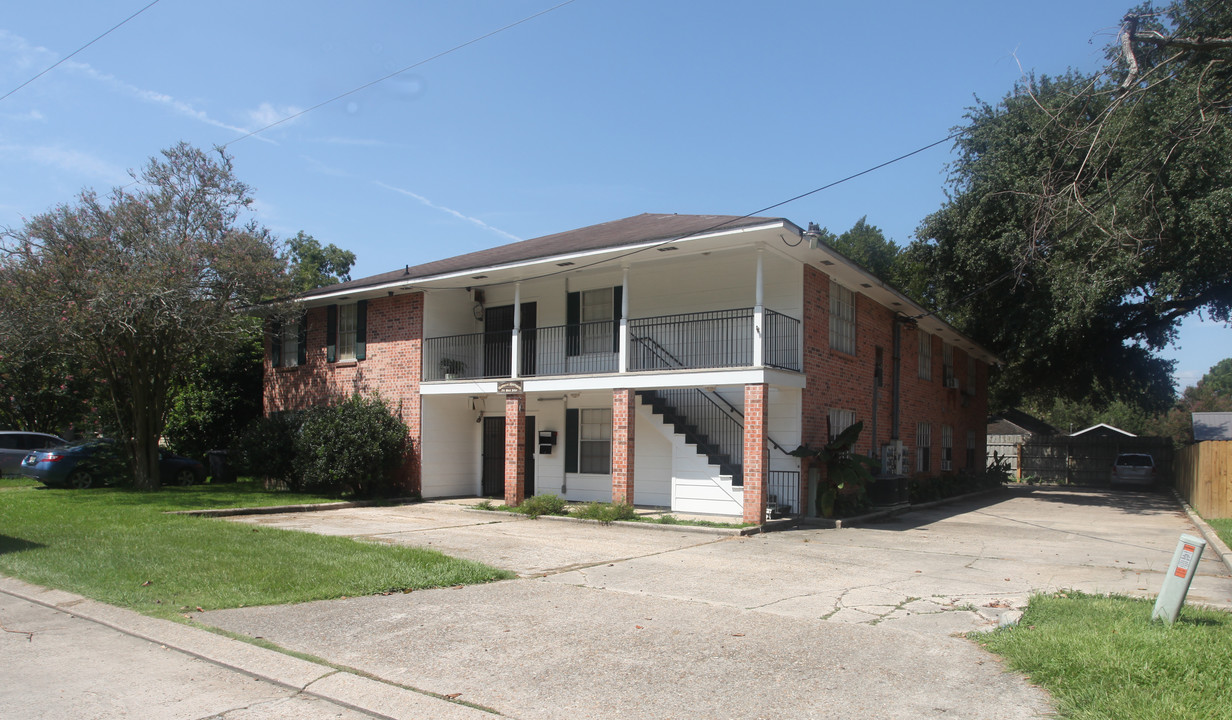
(612, 388, 635, 504)
(504, 394, 526, 506)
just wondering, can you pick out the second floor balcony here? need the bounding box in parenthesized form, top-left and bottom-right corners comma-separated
(423, 307, 801, 382)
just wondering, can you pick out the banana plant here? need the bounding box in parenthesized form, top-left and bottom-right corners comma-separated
(789, 421, 880, 517)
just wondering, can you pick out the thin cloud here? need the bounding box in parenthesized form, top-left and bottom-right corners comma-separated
(1, 30, 274, 141)
(375, 181, 521, 242)
(248, 102, 304, 129)
(0, 143, 128, 185)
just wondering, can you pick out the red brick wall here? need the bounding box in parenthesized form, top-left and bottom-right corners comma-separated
(504, 393, 526, 506)
(263, 292, 423, 491)
(742, 383, 769, 524)
(800, 266, 987, 476)
(611, 388, 635, 504)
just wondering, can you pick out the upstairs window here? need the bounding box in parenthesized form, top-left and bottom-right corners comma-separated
(581, 288, 615, 354)
(326, 301, 367, 363)
(829, 282, 856, 355)
(917, 330, 932, 380)
(942, 343, 955, 386)
(271, 314, 305, 368)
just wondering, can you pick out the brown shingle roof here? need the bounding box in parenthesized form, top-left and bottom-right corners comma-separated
(301, 213, 783, 298)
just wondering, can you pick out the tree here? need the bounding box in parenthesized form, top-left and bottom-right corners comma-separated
(0, 143, 287, 489)
(0, 346, 94, 435)
(162, 333, 264, 461)
(286, 231, 356, 293)
(807, 217, 903, 282)
(1153, 358, 1232, 444)
(905, 0, 1232, 411)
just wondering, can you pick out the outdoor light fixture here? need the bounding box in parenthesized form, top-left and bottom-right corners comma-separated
(803, 221, 824, 249)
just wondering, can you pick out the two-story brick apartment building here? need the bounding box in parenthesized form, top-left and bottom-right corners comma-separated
(264, 214, 997, 523)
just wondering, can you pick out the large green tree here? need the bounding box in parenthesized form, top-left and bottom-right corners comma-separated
(905, 0, 1232, 411)
(0, 143, 288, 489)
(286, 230, 355, 293)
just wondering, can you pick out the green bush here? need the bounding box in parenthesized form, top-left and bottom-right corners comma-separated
(294, 394, 410, 498)
(234, 411, 305, 490)
(517, 493, 568, 518)
(570, 501, 637, 524)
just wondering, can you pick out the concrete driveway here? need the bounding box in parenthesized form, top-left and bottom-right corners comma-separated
(197, 487, 1232, 719)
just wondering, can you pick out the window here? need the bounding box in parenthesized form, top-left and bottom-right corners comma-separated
(279, 320, 300, 367)
(326, 301, 367, 363)
(581, 288, 614, 354)
(942, 343, 955, 386)
(828, 408, 857, 442)
(966, 429, 977, 470)
(829, 281, 856, 354)
(338, 303, 357, 361)
(941, 425, 953, 471)
(917, 330, 932, 380)
(916, 422, 931, 473)
(579, 408, 612, 474)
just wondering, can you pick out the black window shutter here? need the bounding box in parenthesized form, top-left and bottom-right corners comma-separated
(296, 313, 307, 365)
(355, 300, 368, 360)
(326, 305, 337, 363)
(565, 291, 580, 357)
(564, 408, 579, 473)
(612, 285, 623, 353)
(270, 320, 282, 367)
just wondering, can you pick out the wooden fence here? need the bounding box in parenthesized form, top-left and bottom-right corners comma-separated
(1175, 441, 1232, 519)
(988, 435, 1173, 486)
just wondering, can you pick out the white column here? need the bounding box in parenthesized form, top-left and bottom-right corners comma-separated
(618, 267, 630, 373)
(752, 249, 765, 368)
(511, 282, 521, 379)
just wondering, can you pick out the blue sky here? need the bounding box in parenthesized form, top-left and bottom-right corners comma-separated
(1, 1, 1225, 389)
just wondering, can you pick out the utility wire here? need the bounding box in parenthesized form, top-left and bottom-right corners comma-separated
(0, 0, 163, 102)
(223, 0, 580, 147)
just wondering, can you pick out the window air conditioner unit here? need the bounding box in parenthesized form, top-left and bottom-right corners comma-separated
(944, 377, 959, 389)
(941, 460, 953, 472)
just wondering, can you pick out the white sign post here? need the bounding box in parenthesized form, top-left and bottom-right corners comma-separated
(1151, 533, 1207, 624)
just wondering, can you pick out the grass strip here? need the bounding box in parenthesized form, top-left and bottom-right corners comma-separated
(0, 482, 513, 619)
(1207, 518, 1232, 550)
(976, 592, 1232, 720)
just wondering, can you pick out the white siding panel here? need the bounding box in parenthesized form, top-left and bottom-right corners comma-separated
(420, 395, 482, 497)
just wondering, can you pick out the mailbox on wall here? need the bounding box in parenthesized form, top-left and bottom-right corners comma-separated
(538, 430, 557, 455)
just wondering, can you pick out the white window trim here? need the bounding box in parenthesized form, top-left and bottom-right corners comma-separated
(579, 407, 612, 475)
(828, 408, 857, 442)
(279, 320, 300, 367)
(581, 288, 615, 355)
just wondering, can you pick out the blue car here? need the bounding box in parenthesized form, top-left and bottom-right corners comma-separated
(20, 439, 205, 489)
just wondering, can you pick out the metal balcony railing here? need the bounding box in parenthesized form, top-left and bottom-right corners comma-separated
(422, 307, 801, 381)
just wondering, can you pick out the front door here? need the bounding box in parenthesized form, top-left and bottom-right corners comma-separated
(480, 415, 536, 498)
(484, 303, 536, 378)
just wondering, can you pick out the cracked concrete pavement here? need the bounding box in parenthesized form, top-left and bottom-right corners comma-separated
(9, 486, 1228, 719)
(193, 485, 1232, 719)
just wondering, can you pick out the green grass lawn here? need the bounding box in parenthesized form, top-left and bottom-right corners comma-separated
(1208, 518, 1232, 549)
(976, 592, 1232, 720)
(0, 481, 513, 619)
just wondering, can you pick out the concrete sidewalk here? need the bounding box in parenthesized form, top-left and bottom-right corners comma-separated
(0, 576, 498, 720)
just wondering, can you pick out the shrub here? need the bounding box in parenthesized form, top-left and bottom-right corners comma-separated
(517, 493, 568, 518)
(294, 394, 410, 498)
(570, 501, 637, 524)
(234, 411, 305, 490)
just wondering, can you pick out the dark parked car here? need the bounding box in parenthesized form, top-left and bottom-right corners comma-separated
(0, 431, 64, 477)
(20, 439, 205, 489)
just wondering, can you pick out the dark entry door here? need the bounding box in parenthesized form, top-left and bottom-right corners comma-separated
(484, 303, 536, 378)
(480, 416, 536, 498)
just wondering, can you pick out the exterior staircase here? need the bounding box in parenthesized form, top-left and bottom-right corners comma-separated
(636, 389, 744, 485)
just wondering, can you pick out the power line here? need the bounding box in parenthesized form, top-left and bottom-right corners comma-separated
(0, 0, 163, 102)
(222, 0, 580, 148)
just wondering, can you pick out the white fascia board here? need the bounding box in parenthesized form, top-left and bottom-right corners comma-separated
(299, 220, 792, 305)
(420, 368, 805, 395)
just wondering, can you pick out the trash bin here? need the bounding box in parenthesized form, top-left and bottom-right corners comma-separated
(206, 450, 235, 483)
